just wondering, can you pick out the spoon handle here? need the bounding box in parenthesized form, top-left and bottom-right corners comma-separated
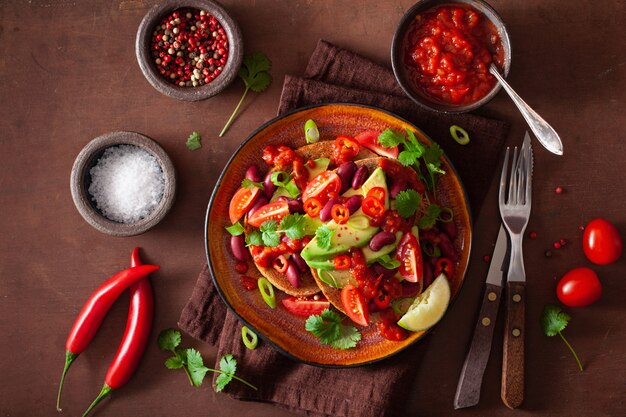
(489, 65, 563, 156)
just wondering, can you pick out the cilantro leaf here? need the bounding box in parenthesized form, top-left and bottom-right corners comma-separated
(246, 230, 263, 246)
(377, 254, 401, 269)
(186, 131, 202, 151)
(541, 304, 583, 371)
(331, 324, 362, 350)
(260, 220, 280, 247)
(186, 349, 209, 387)
(241, 178, 263, 190)
(404, 129, 426, 156)
(305, 309, 361, 350)
(418, 204, 442, 229)
(422, 143, 445, 189)
(215, 354, 237, 392)
(378, 129, 405, 148)
(398, 150, 420, 167)
(220, 53, 272, 137)
(165, 356, 184, 369)
(395, 189, 422, 218)
(279, 213, 306, 240)
(315, 224, 334, 250)
(158, 329, 181, 352)
(225, 222, 245, 236)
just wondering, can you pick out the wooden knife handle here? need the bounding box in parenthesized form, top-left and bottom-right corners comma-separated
(501, 281, 525, 409)
(454, 283, 503, 409)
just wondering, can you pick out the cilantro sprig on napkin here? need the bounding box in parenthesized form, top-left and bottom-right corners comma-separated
(541, 305, 584, 372)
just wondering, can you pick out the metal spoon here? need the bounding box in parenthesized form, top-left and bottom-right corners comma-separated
(489, 65, 563, 156)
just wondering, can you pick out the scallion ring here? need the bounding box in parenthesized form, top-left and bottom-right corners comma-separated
(304, 119, 319, 144)
(438, 207, 454, 223)
(284, 181, 301, 198)
(422, 241, 441, 258)
(257, 277, 276, 308)
(270, 171, 291, 187)
(450, 125, 470, 145)
(241, 326, 258, 349)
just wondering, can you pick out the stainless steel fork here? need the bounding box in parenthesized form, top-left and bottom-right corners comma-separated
(498, 131, 533, 409)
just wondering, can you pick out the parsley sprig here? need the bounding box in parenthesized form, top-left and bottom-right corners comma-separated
(256, 214, 307, 247)
(541, 305, 583, 372)
(219, 52, 272, 137)
(157, 329, 258, 391)
(378, 128, 445, 190)
(305, 309, 361, 349)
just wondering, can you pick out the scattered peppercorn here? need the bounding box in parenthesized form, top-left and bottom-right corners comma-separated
(553, 241, 562, 249)
(529, 231, 537, 239)
(483, 254, 491, 263)
(555, 186, 564, 194)
(560, 238, 568, 246)
(150, 8, 229, 87)
(545, 250, 553, 258)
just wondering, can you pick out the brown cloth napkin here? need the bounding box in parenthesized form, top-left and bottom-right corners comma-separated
(179, 40, 510, 417)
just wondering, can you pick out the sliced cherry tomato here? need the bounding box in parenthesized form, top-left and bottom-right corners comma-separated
(333, 254, 352, 270)
(302, 171, 342, 203)
(331, 204, 350, 224)
(331, 136, 360, 165)
(248, 201, 289, 228)
(281, 295, 330, 317)
(272, 254, 289, 274)
(434, 257, 455, 277)
(341, 284, 369, 326)
(367, 187, 386, 203)
(373, 290, 391, 309)
(396, 231, 423, 283)
(557, 267, 602, 307)
(303, 197, 323, 217)
(355, 130, 400, 159)
(229, 186, 260, 224)
(362, 196, 385, 218)
(582, 218, 623, 265)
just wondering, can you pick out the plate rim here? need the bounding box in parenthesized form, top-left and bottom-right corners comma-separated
(204, 102, 473, 368)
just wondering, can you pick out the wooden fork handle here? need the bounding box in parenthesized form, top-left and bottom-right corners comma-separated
(501, 281, 525, 409)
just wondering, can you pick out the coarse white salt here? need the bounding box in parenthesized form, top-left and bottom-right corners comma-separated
(88, 145, 165, 223)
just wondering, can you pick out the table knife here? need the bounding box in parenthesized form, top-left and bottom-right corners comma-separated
(453, 225, 508, 409)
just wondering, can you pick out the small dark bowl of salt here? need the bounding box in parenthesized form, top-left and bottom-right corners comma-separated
(70, 131, 176, 237)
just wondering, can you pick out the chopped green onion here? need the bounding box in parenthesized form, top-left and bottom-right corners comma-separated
(450, 125, 470, 145)
(438, 207, 454, 223)
(225, 222, 245, 236)
(422, 241, 441, 258)
(283, 180, 301, 198)
(241, 326, 258, 349)
(257, 278, 276, 308)
(242, 178, 264, 190)
(392, 297, 416, 315)
(270, 171, 291, 187)
(304, 119, 319, 144)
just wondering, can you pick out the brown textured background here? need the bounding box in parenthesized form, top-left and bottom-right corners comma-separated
(1, 1, 624, 416)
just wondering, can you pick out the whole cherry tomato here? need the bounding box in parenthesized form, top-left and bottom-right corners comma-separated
(557, 267, 602, 307)
(582, 218, 622, 265)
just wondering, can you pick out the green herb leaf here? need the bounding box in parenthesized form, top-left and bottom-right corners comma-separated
(422, 142, 445, 189)
(305, 309, 361, 349)
(377, 254, 402, 269)
(186, 349, 209, 387)
(418, 204, 442, 229)
(225, 222, 245, 236)
(378, 129, 406, 148)
(398, 150, 420, 167)
(245, 230, 264, 247)
(315, 224, 334, 250)
(186, 131, 202, 151)
(260, 220, 280, 247)
(404, 129, 426, 156)
(215, 354, 237, 392)
(541, 304, 571, 337)
(165, 356, 184, 369)
(220, 52, 272, 137)
(279, 213, 306, 240)
(158, 329, 182, 352)
(395, 189, 422, 218)
(241, 178, 264, 190)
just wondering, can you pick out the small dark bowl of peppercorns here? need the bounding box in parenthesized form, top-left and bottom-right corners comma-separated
(136, 0, 243, 101)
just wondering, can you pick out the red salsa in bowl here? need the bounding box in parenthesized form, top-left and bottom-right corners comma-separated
(392, 0, 511, 112)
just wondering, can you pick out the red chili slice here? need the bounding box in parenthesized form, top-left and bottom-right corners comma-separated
(362, 196, 385, 218)
(304, 197, 323, 217)
(333, 254, 352, 270)
(331, 204, 350, 224)
(366, 187, 386, 203)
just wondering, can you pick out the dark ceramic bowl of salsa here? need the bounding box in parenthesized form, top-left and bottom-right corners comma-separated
(391, 0, 511, 113)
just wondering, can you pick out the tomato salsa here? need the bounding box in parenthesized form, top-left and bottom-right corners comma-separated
(403, 4, 505, 106)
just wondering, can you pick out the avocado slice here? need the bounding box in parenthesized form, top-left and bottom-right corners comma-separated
(301, 214, 323, 236)
(306, 258, 335, 270)
(341, 167, 389, 209)
(316, 269, 356, 289)
(306, 158, 330, 179)
(362, 231, 402, 264)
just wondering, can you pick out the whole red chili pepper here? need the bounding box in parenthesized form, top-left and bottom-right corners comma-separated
(56, 263, 159, 411)
(82, 248, 154, 416)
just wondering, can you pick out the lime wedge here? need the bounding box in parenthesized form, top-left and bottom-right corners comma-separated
(397, 274, 451, 332)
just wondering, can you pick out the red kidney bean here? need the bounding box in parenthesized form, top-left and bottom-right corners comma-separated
(369, 231, 396, 251)
(389, 178, 408, 198)
(438, 232, 459, 261)
(440, 220, 457, 240)
(290, 252, 308, 273)
(402, 281, 423, 297)
(245, 165, 262, 182)
(247, 195, 268, 218)
(287, 199, 303, 214)
(337, 161, 357, 193)
(230, 235, 249, 262)
(352, 166, 369, 189)
(263, 172, 277, 198)
(344, 195, 363, 214)
(320, 198, 341, 222)
(286, 260, 300, 288)
(371, 263, 397, 279)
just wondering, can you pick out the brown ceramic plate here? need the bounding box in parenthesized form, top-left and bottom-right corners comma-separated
(206, 103, 472, 367)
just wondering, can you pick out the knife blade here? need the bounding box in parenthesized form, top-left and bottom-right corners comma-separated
(453, 225, 508, 409)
